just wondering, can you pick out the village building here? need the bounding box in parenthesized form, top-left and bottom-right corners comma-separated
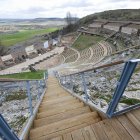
(25, 45, 38, 59)
(34, 42, 46, 54)
(1, 54, 15, 66)
(11, 48, 27, 63)
(0, 57, 4, 69)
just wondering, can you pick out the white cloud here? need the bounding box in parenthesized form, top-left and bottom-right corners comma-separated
(0, 0, 139, 18)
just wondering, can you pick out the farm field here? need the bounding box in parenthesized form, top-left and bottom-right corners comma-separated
(0, 28, 58, 47)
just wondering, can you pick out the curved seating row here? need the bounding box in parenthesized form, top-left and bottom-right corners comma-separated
(72, 48, 92, 65)
(64, 53, 79, 63)
(61, 48, 76, 58)
(61, 47, 80, 64)
(59, 40, 116, 74)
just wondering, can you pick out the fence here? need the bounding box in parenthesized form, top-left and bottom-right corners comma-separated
(55, 59, 140, 118)
(0, 72, 48, 140)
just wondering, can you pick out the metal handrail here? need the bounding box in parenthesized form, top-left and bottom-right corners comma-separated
(61, 60, 125, 77)
(0, 71, 48, 140)
(56, 59, 140, 118)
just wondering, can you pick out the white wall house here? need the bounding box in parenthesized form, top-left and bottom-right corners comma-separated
(25, 45, 37, 55)
(1, 54, 14, 62)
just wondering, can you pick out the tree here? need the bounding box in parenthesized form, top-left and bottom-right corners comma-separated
(65, 12, 73, 25)
(0, 40, 7, 56)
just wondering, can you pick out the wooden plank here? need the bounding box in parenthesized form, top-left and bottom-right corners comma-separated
(81, 126, 97, 140)
(41, 96, 75, 105)
(34, 106, 91, 127)
(117, 115, 140, 140)
(36, 103, 84, 119)
(30, 112, 99, 139)
(71, 129, 84, 140)
(109, 118, 133, 140)
(44, 93, 68, 97)
(43, 94, 69, 100)
(126, 112, 140, 132)
(131, 109, 140, 121)
(45, 89, 66, 93)
(31, 120, 97, 140)
(40, 98, 79, 107)
(43, 95, 69, 100)
(38, 102, 84, 113)
(101, 120, 121, 140)
(38, 100, 79, 112)
(63, 133, 73, 140)
(91, 123, 109, 140)
(44, 91, 67, 96)
(51, 136, 63, 140)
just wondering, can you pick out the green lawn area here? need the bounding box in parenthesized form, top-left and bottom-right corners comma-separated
(120, 98, 140, 105)
(0, 28, 58, 47)
(72, 34, 104, 50)
(0, 71, 46, 80)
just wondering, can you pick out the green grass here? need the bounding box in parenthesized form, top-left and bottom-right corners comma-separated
(120, 98, 140, 105)
(0, 71, 45, 80)
(10, 115, 28, 133)
(6, 91, 27, 102)
(0, 28, 58, 47)
(72, 34, 104, 50)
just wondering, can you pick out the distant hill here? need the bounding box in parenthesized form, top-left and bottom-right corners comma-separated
(0, 18, 66, 25)
(79, 9, 140, 25)
(0, 17, 79, 24)
(30, 18, 65, 23)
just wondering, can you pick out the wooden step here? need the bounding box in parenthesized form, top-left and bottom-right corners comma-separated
(45, 89, 65, 93)
(40, 98, 77, 107)
(30, 112, 100, 139)
(31, 120, 97, 140)
(45, 90, 66, 94)
(44, 93, 68, 98)
(36, 102, 84, 119)
(38, 102, 84, 113)
(34, 106, 91, 127)
(39, 99, 78, 109)
(117, 115, 140, 140)
(43, 94, 69, 100)
(41, 96, 76, 105)
(126, 112, 140, 132)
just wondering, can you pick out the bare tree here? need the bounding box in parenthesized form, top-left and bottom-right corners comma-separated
(65, 12, 73, 25)
(0, 40, 7, 56)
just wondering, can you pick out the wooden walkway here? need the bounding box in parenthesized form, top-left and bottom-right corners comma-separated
(29, 77, 140, 140)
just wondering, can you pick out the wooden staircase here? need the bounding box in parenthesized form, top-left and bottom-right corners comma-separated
(29, 77, 140, 140)
(29, 77, 101, 140)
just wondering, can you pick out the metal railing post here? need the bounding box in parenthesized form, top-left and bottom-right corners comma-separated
(65, 76, 66, 84)
(60, 75, 63, 85)
(40, 80, 44, 95)
(70, 75, 73, 91)
(44, 72, 46, 80)
(0, 114, 19, 140)
(36, 80, 40, 100)
(81, 73, 88, 102)
(107, 61, 138, 117)
(26, 81, 33, 116)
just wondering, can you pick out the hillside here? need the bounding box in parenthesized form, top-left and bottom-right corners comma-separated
(79, 9, 140, 25)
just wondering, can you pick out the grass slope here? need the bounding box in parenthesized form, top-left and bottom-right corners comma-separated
(72, 34, 104, 50)
(0, 71, 45, 80)
(0, 28, 57, 47)
(79, 9, 140, 25)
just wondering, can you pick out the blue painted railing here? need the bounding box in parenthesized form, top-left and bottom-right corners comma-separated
(0, 72, 48, 140)
(55, 59, 140, 118)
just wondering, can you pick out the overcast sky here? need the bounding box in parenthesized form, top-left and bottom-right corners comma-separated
(0, 0, 139, 19)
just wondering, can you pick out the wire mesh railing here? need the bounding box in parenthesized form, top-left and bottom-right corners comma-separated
(0, 72, 48, 140)
(56, 59, 140, 118)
